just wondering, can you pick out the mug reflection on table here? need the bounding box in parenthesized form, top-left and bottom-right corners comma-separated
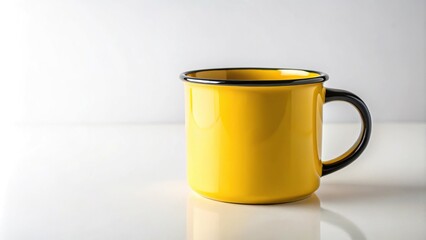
(187, 192, 366, 240)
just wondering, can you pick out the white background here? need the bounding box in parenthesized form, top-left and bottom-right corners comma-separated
(0, 2, 425, 238)
(1, 0, 425, 124)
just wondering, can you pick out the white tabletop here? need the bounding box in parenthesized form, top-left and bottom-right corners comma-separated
(0, 123, 425, 239)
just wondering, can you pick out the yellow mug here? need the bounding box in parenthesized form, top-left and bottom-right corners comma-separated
(180, 68, 371, 204)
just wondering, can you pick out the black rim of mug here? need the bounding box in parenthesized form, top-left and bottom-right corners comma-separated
(180, 67, 329, 86)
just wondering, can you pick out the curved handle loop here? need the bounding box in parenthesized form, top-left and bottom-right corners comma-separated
(322, 88, 372, 176)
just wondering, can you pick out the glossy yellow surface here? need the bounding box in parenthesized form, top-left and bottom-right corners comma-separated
(184, 74, 326, 204)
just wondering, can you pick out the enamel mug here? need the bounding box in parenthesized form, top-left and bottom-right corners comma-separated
(180, 68, 371, 204)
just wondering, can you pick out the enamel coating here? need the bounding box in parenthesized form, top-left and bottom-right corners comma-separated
(184, 81, 326, 204)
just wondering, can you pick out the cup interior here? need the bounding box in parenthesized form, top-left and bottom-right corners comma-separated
(185, 68, 320, 81)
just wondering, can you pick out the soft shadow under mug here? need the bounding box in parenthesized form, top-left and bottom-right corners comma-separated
(180, 68, 371, 204)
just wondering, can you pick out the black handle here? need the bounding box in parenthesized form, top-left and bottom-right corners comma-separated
(322, 88, 372, 176)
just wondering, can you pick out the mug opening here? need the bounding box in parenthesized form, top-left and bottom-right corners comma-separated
(180, 68, 328, 86)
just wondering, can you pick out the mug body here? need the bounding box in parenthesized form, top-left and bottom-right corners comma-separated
(183, 69, 326, 204)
